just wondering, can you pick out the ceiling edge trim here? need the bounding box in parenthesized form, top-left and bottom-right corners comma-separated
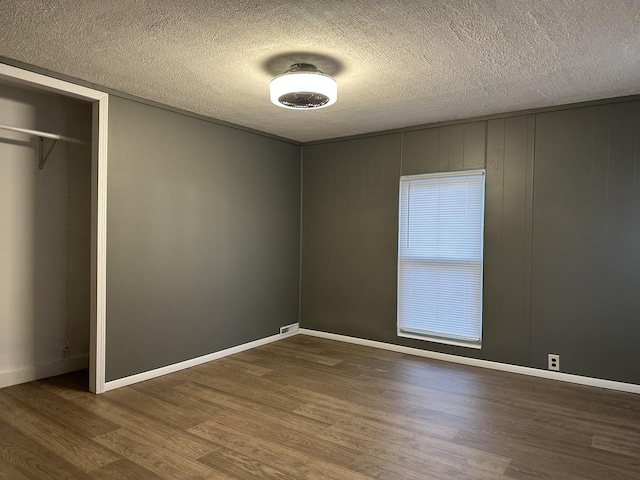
(0, 56, 302, 146)
(302, 93, 640, 146)
(4, 56, 639, 148)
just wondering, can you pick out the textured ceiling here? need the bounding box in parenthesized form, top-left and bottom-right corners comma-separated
(1, 1, 640, 143)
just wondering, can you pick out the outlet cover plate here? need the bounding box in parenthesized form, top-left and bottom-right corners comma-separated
(548, 353, 560, 371)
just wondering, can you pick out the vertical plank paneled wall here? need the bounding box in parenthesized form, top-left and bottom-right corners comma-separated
(301, 99, 640, 385)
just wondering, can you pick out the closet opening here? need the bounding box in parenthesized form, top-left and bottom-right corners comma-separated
(0, 64, 108, 393)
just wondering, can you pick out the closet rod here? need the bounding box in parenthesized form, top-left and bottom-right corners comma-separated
(0, 123, 90, 146)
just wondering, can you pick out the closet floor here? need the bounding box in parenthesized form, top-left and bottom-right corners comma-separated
(1, 335, 639, 479)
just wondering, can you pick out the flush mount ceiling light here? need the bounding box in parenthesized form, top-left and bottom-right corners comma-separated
(270, 63, 337, 110)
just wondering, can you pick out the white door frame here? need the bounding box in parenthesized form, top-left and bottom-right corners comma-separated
(0, 63, 108, 393)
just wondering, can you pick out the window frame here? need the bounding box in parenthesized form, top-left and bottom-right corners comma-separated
(396, 169, 486, 349)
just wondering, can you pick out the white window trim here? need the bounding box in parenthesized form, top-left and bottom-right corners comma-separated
(397, 329, 483, 349)
(397, 169, 485, 349)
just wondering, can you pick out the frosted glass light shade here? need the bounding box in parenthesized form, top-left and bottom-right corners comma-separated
(270, 69, 337, 109)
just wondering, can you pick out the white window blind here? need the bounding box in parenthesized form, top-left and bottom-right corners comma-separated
(397, 170, 485, 347)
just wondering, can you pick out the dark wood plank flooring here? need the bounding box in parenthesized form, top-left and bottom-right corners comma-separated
(1, 335, 640, 479)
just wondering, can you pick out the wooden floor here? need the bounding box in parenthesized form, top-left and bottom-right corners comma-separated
(1, 336, 640, 479)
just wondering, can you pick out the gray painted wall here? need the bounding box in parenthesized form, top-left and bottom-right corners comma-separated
(106, 96, 301, 381)
(484, 116, 534, 367)
(301, 135, 401, 341)
(531, 102, 640, 384)
(301, 100, 640, 385)
(103, 91, 640, 385)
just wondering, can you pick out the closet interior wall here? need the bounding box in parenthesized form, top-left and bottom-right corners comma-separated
(0, 81, 92, 388)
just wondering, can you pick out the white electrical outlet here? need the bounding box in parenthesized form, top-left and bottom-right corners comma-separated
(548, 353, 560, 371)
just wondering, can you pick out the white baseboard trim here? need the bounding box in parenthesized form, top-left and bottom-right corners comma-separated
(299, 329, 640, 395)
(0, 354, 89, 389)
(103, 331, 296, 392)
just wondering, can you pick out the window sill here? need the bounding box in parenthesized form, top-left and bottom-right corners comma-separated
(398, 330, 482, 350)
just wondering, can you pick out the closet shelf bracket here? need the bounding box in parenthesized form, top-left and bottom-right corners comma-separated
(0, 123, 90, 170)
(39, 137, 58, 170)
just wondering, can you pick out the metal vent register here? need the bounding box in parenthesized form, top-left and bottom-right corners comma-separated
(278, 91, 330, 109)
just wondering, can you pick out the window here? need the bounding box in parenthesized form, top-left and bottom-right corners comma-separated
(397, 170, 485, 348)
